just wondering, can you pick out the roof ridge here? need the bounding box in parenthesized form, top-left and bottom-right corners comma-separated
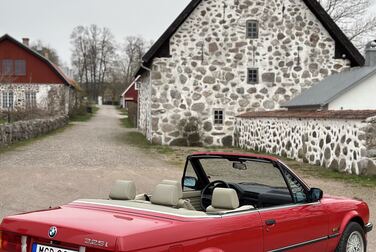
(137, 0, 364, 77)
(0, 34, 78, 90)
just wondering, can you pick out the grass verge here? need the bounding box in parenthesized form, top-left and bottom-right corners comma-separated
(118, 108, 134, 128)
(120, 132, 376, 187)
(70, 106, 99, 122)
(119, 131, 175, 155)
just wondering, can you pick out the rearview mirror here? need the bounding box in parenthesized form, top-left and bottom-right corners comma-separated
(183, 176, 198, 189)
(308, 188, 323, 202)
(233, 162, 247, 170)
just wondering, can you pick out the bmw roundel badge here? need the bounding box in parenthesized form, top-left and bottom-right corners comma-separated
(48, 226, 58, 238)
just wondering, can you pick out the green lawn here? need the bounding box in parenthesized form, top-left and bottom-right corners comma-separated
(70, 106, 99, 122)
(0, 118, 7, 125)
(119, 131, 175, 155)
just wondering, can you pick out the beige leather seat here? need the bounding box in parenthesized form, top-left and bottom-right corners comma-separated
(206, 188, 254, 213)
(150, 180, 196, 210)
(109, 180, 136, 200)
(161, 180, 196, 210)
(151, 183, 181, 207)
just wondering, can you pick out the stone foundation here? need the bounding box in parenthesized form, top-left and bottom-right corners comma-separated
(0, 116, 68, 147)
(235, 116, 376, 175)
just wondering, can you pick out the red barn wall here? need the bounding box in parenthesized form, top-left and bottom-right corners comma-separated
(124, 84, 138, 102)
(0, 40, 64, 84)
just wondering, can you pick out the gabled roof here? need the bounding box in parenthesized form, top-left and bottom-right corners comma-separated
(283, 66, 376, 108)
(121, 75, 140, 97)
(0, 34, 79, 90)
(137, 0, 364, 76)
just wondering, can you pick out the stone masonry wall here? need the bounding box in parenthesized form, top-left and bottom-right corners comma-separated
(0, 83, 71, 115)
(235, 117, 376, 175)
(0, 116, 68, 147)
(139, 0, 351, 146)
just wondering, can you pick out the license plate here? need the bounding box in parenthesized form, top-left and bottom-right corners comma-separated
(32, 244, 78, 252)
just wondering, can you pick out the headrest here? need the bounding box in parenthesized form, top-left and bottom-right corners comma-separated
(211, 188, 239, 210)
(161, 180, 183, 198)
(151, 184, 181, 207)
(109, 180, 136, 200)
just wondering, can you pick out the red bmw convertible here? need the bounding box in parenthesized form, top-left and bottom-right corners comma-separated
(0, 152, 373, 252)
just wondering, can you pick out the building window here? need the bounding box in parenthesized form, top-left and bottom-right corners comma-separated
(15, 60, 26, 76)
(2, 91, 14, 109)
(214, 110, 224, 125)
(25, 92, 37, 108)
(247, 68, 259, 84)
(246, 20, 259, 39)
(2, 59, 13, 75)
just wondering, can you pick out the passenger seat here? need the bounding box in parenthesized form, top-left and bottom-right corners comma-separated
(206, 188, 254, 213)
(109, 180, 136, 200)
(151, 180, 196, 210)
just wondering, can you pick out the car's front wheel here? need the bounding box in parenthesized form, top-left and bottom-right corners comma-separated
(336, 222, 366, 252)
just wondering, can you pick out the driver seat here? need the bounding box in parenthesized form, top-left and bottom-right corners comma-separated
(206, 188, 254, 213)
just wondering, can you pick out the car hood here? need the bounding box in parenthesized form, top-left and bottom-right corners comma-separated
(0, 201, 193, 251)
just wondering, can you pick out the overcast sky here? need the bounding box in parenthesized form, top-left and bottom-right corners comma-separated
(0, 0, 191, 66)
(0, 0, 375, 67)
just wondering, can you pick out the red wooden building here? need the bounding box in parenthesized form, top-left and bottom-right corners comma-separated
(121, 76, 139, 108)
(0, 34, 79, 114)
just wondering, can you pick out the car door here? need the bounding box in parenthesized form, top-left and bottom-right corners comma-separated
(259, 167, 329, 252)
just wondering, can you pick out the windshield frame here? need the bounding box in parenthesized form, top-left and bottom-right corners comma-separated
(183, 154, 311, 204)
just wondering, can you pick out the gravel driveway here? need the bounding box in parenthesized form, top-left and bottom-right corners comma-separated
(0, 105, 181, 218)
(0, 105, 374, 250)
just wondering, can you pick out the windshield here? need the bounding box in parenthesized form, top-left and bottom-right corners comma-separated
(199, 158, 287, 188)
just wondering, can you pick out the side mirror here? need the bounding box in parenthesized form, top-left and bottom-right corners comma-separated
(308, 188, 323, 202)
(183, 176, 198, 189)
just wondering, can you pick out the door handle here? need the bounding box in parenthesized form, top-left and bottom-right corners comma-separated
(265, 219, 276, 226)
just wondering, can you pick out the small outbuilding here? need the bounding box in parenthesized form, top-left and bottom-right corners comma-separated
(121, 77, 139, 109)
(283, 41, 376, 111)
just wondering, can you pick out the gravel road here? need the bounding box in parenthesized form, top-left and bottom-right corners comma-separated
(0, 105, 374, 250)
(0, 106, 181, 218)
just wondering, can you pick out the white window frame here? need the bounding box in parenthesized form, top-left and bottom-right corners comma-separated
(2, 91, 14, 109)
(25, 91, 37, 109)
(246, 20, 259, 39)
(214, 109, 225, 125)
(247, 68, 259, 84)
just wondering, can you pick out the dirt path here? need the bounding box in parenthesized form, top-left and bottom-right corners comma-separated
(0, 105, 374, 250)
(0, 105, 181, 218)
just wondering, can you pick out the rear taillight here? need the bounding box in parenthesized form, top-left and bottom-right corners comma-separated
(0, 231, 22, 252)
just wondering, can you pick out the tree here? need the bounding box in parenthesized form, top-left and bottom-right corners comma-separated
(30, 40, 61, 66)
(70, 24, 116, 101)
(118, 36, 153, 85)
(318, 0, 376, 50)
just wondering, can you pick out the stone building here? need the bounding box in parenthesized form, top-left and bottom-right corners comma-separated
(0, 34, 80, 115)
(283, 41, 376, 111)
(136, 0, 364, 146)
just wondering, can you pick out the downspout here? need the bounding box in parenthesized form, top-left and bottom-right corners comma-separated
(140, 63, 153, 142)
(133, 75, 141, 130)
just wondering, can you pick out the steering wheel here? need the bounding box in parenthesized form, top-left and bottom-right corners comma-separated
(200, 180, 230, 210)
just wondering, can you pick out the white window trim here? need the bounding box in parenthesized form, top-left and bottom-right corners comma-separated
(213, 109, 225, 125)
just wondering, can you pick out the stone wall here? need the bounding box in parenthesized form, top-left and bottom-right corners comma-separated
(0, 83, 77, 115)
(139, 0, 351, 146)
(235, 116, 376, 175)
(0, 116, 68, 147)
